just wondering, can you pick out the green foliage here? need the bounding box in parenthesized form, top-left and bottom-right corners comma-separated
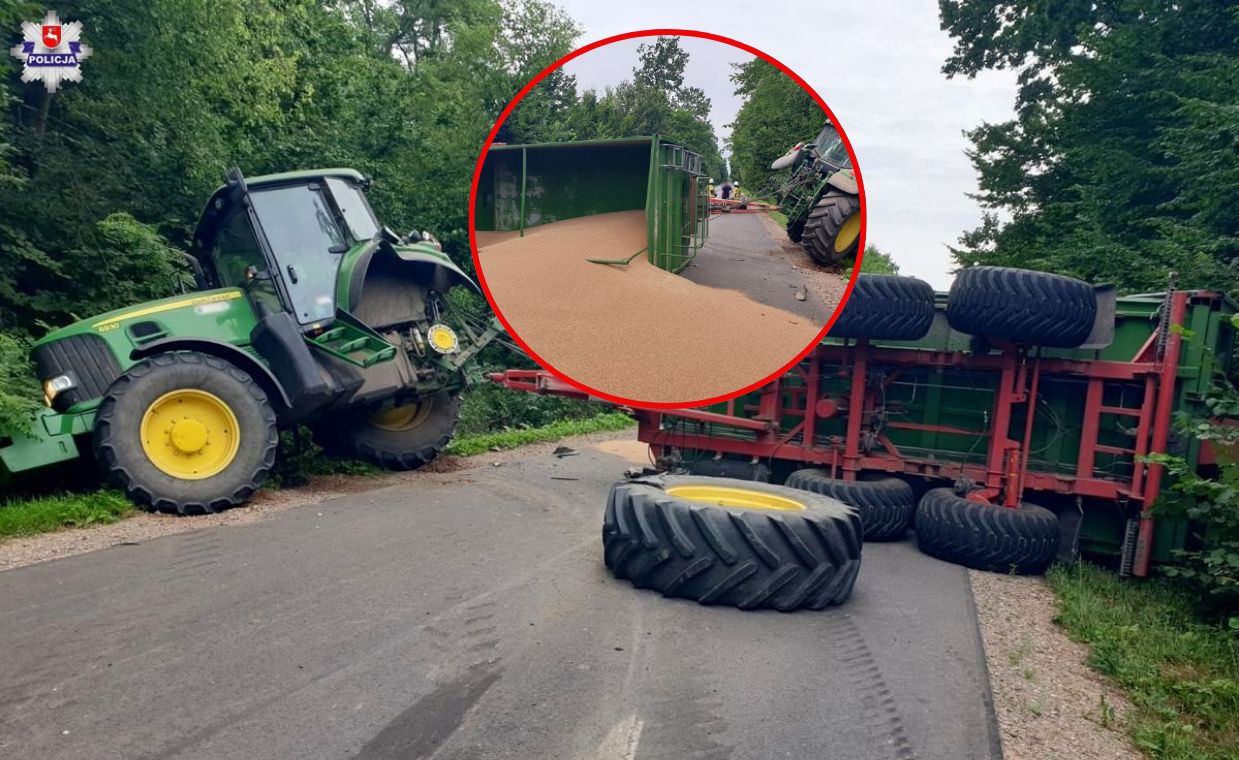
(940, 1, 1239, 294)
(0, 332, 38, 434)
(856, 244, 901, 275)
(271, 428, 376, 489)
(1048, 562, 1239, 760)
(497, 36, 727, 181)
(0, 489, 132, 537)
(727, 58, 823, 191)
(445, 412, 633, 457)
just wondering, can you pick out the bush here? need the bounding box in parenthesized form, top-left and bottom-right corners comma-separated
(0, 332, 38, 434)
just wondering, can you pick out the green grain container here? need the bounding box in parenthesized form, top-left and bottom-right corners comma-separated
(474, 136, 710, 273)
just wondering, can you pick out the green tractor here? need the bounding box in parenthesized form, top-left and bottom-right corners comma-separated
(0, 168, 499, 513)
(769, 121, 861, 266)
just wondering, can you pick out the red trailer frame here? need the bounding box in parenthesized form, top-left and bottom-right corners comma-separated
(490, 291, 1199, 577)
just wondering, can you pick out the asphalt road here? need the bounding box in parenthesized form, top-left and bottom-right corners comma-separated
(0, 438, 1001, 760)
(682, 212, 847, 324)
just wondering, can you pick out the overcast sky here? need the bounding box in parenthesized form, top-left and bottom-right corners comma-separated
(552, 0, 1019, 289)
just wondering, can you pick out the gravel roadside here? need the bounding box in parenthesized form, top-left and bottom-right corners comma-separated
(0, 429, 637, 572)
(970, 569, 1143, 760)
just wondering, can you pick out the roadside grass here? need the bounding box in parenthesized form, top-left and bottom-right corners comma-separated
(768, 209, 788, 227)
(0, 412, 636, 539)
(1047, 562, 1239, 760)
(0, 490, 132, 538)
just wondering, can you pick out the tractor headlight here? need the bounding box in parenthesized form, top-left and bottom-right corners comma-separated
(426, 324, 459, 354)
(42, 374, 76, 405)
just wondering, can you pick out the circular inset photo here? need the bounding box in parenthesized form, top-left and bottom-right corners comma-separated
(470, 30, 864, 406)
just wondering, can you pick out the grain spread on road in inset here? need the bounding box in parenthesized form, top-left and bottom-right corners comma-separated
(477, 210, 822, 402)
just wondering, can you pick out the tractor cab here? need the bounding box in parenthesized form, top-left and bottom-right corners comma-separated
(192, 168, 379, 327)
(808, 123, 851, 175)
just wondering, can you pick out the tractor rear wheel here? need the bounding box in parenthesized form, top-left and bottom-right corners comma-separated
(321, 391, 460, 470)
(784, 470, 916, 540)
(801, 189, 861, 266)
(914, 488, 1059, 574)
(945, 266, 1096, 347)
(94, 351, 278, 514)
(603, 475, 863, 611)
(829, 274, 935, 341)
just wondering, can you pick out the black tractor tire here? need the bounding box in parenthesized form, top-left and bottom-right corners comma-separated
(94, 351, 278, 515)
(945, 266, 1097, 348)
(801, 189, 861, 266)
(603, 475, 863, 611)
(686, 458, 771, 482)
(784, 470, 916, 541)
(320, 391, 460, 470)
(787, 217, 805, 243)
(829, 274, 936, 341)
(914, 488, 1059, 574)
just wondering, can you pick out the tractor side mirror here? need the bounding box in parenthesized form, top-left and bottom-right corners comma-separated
(244, 265, 272, 288)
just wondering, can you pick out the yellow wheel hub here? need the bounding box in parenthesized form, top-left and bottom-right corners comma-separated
(369, 401, 431, 432)
(834, 212, 861, 253)
(140, 389, 240, 480)
(666, 485, 806, 512)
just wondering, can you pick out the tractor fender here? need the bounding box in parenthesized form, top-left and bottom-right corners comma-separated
(130, 339, 292, 414)
(826, 170, 858, 195)
(390, 244, 481, 294)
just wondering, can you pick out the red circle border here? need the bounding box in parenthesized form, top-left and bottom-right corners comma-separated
(468, 28, 866, 411)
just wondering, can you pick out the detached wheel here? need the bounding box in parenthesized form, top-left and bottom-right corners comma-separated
(914, 488, 1059, 574)
(801, 189, 860, 266)
(785, 470, 915, 540)
(946, 266, 1096, 347)
(603, 476, 862, 611)
(830, 274, 935, 341)
(321, 391, 460, 470)
(94, 351, 278, 514)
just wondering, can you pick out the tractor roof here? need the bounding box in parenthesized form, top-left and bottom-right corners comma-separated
(192, 168, 367, 252)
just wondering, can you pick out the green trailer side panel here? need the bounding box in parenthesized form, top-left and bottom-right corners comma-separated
(475, 136, 709, 274)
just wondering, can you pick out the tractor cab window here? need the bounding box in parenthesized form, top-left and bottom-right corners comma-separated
(211, 207, 281, 312)
(326, 177, 380, 242)
(813, 125, 851, 171)
(249, 184, 347, 325)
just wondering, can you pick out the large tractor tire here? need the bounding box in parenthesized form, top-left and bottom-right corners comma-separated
(603, 475, 862, 611)
(829, 274, 935, 341)
(914, 488, 1059, 574)
(786, 217, 805, 243)
(94, 351, 278, 515)
(320, 391, 460, 470)
(784, 470, 916, 541)
(945, 266, 1096, 347)
(801, 189, 861, 266)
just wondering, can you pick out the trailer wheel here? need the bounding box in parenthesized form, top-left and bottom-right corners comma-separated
(603, 476, 862, 611)
(829, 274, 935, 341)
(686, 458, 771, 482)
(801, 189, 860, 266)
(946, 266, 1096, 347)
(321, 391, 460, 470)
(94, 351, 278, 515)
(784, 470, 915, 540)
(914, 488, 1059, 574)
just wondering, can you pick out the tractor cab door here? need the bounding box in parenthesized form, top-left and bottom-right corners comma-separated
(811, 123, 852, 174)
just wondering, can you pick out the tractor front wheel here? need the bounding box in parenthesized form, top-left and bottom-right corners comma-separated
(801, 189, 861, 266)
(321, 391, 461, 470)
(94, 351, 278, 514)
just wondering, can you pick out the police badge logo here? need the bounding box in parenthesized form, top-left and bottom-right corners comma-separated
(9, 11, 93, 93)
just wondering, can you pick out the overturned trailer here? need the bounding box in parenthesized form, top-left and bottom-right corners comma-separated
(473, 136, 711, 273)
(491, 268, 1235, 576)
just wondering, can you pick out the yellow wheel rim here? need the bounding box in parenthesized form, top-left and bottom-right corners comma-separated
(140, 389, 240, 480)
(369, 401, 432, 432)
(834, 212, 861, 253)
(666, 485, 806, 512)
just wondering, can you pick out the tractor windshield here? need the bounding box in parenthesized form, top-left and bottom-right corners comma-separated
(813, 124, 852, 171)
(326, 177, 380, 242)
(249, 184, 347, 325)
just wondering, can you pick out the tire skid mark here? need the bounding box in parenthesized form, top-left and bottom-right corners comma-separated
(820, 613, 917, 760)
(633, 640, 734, 760)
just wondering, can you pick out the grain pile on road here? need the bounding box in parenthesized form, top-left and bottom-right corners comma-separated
(477, 210, 822, 402)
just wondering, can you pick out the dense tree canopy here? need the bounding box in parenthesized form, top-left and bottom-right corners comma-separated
(726, 58, 824, 192)
(940, 0, 1239, 293)
(0, 0, 576, 336)
(496, 36, 727, 181)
